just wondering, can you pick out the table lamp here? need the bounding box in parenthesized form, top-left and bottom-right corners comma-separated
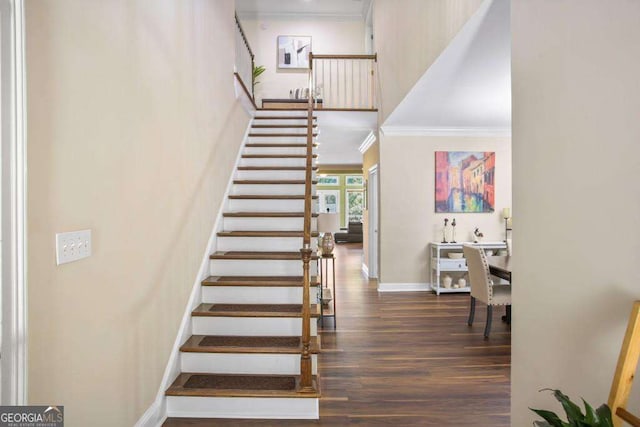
(502, 208, 511, 241)
(317, 213, 340, 256)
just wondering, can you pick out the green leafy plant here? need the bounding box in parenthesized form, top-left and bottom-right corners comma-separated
(530, 389, 613, 427)
(252, 64, 266, 93)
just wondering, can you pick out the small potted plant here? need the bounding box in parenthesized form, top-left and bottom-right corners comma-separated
(530, 389, 613, 427)
(252, 64, 265, 96)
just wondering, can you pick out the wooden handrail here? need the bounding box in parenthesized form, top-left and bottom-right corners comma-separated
(233, 73, 258, 110)
(298, 52, 315, 393)
(234, 13, 254, 60)
(310, 53, 377, 61)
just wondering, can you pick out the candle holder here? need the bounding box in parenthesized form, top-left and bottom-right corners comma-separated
(441, 218, 449, 243)
(502, 208, 511, 241)
(451, 218, 457, 243)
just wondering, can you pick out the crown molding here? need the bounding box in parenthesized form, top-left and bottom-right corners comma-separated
(236, 11, 365, 22)
(358, 131, 377, 153)
(380, 126, 511, 138)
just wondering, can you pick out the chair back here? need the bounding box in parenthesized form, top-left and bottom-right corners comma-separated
(463, 244, 492, 304)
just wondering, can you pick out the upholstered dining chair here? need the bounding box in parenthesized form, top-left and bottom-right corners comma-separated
(462, 244, 512, 338)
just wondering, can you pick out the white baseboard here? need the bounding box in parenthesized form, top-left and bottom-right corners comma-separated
(361, 263, 369, 277)
(134, 399, 166, 427)
(135, 117, 253, 427)
(377, 282, 430, 292)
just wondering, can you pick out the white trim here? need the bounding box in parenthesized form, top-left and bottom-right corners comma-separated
(358, 131, 376, 154)
(135, 119, 253, 426)
(361, 263, 369, 277)
(1, 0, 28, 405)
(379, 126, 511, 138)
(134, 400, 165, 427)
(236, 11, 365, 21)
(377, 282, 430, 292)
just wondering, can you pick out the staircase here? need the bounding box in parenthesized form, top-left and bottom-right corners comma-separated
(165, 110, 321, 419)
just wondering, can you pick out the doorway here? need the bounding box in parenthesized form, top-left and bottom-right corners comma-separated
(368, 165, 379, 278)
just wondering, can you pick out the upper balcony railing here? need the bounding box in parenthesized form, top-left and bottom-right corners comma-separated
(310, 53, 377, 111)
(234, 13, 254, 99)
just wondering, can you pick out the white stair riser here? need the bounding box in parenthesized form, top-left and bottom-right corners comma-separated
(227, 199, 316, 212)
(236, 170, 315, 181)
(240, 157, 315, 167)
(202, 286, 318, 304)
(223, 217, 317, 231)
(180, 353, 318, 375)
(209, 259, 317, 276)
(244, 147, 309, 156)
(255, 110, 317, 118)
(192, 316, 318, 336)
(247, 136, 315, 144)
(232, 184, 308, 196)
(166, 396, 319, 419)
(252, 119, 313, 126)
(249, 128, 309, 135)
(217, 236, 315, 252)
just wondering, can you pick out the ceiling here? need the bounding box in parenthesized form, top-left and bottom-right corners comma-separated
(316, 111, 377, 167)
(382, 0, 511, 135)
(236, 0, 372, 20)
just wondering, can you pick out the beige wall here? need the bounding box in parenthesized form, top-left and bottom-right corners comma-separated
(372, 0, 482, 122)
(511, 0, 640, 424)
(362, 140, 380, 274)
(379, 135, 511, 285)
(241, 18, 365, 103)
(25, 1, 249, 425)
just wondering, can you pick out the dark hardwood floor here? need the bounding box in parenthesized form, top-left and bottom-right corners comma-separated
(164, 243, 510, 426)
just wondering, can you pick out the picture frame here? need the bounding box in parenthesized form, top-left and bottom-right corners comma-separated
(435, 151, 496, 213)
(277, 35, 312, 69)
(317, 190, 340, 214)
(345, 175, 364, 186)
(317, 175, 339, 186)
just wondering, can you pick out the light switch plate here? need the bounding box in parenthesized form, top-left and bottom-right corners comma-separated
(56, 229, 92, 265)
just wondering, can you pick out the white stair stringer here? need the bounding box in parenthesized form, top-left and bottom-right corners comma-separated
(165, 111, 320, 421)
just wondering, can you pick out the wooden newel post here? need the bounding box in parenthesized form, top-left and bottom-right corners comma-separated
(299, 245, 315, 392)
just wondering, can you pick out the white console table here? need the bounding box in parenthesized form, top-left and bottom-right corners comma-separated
(430, 241, 507, 295)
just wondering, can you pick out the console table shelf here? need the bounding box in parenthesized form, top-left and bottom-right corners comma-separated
(430, 241, 507, 295)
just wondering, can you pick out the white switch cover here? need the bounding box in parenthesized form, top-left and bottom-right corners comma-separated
(56, 229, 92, 265)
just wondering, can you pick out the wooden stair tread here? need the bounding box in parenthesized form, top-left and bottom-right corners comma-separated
(223, 212, 318, 218)
(233, 180, 318, 185)
(253, 116, 316, 120)
(251, 125, 317, 129)
(249, 133, 318, 138)
(202, 275, 319, 287)
(237, 166, 318, 171)
(241, 154, 318, 158)
(228, 195, 318, 200)
(166, 373, 319, 398)
(180, 335, 320, 354)
(210, 251, 318, 260)
(192, 303, 321, 318)
(245, 143, 318, 148)
(217, 231, 319, 237)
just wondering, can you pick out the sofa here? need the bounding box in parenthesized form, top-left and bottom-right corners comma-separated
(334, 222, 363, 243)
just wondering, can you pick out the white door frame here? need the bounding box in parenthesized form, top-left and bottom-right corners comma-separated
(368, 164, 379, 278)
(1, 0, 27, 405)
